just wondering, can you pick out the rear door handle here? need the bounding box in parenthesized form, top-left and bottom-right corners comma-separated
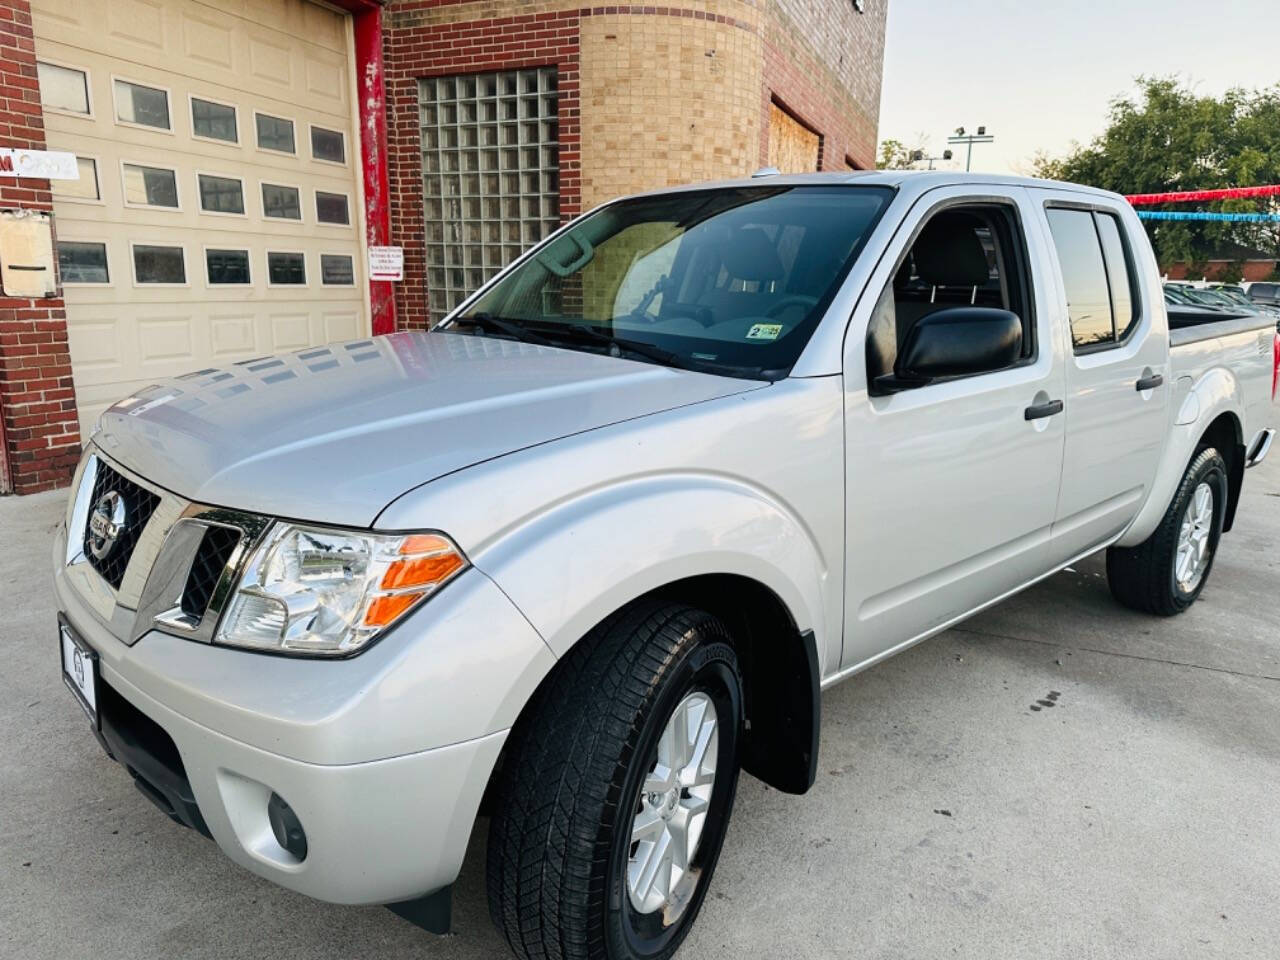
(1024, 399, 1064, 421)
(1136, 374, 1164, 391)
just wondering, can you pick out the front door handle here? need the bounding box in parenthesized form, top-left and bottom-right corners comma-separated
(1136, 373, 1164, 391)
(1024, 399, 1064, 421)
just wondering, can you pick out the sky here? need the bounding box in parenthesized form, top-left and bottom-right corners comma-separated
(878, 0, 1280, 175)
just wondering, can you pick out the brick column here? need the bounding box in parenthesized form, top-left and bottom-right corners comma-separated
(0, 0, 81, 494)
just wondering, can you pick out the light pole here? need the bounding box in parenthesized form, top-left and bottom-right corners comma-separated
(946, 126, 994, 171)
(910, 148, 953, 170)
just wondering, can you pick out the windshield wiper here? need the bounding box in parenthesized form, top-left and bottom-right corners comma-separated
(546, 323, 691, 368)
(451, 312, 552, 346)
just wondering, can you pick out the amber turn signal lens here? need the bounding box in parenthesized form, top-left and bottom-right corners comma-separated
(380, 551, 466, 591)
(398, 533, 454, 555)
(363, 592, 423, 628)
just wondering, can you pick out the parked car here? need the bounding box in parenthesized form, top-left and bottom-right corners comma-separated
(54, 171, 1278, 960)
(1247, 280, 1280, 310)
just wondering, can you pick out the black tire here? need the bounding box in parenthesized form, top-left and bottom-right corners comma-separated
(486, 601, 743, 960)
(1106, 446, 1228, 616)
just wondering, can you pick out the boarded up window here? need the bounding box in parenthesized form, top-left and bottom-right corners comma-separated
(767, 103, 819, 174)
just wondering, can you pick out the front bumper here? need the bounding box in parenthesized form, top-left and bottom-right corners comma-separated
(54, 523, 556, 906)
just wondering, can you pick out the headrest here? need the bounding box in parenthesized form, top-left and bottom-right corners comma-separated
(723, 227, 785, 282)
(913, 212, 990, 287)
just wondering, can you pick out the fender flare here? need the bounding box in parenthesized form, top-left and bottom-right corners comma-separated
(472, 472, 831, 663)
(1118, 368, 1244, 548)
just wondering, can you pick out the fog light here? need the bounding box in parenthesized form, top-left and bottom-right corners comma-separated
(267, 792, 307, 861)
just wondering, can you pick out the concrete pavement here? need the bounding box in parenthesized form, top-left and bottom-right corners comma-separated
(2, 457, 1278, 959)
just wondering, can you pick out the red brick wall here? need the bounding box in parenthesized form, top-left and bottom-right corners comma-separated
(383, 4, 581, 329)
(0, 0, 81, 494)
(1164, 260, 1278, 282)
(760, 36, 878, 173)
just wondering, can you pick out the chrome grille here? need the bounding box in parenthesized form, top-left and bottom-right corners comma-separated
(83, 460, 161, 589)
(180, 526, 242, 621)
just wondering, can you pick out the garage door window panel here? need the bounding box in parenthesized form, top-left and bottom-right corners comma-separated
(37, 60, 91, 116)
(132, 244, 186, 286)
(315, 191, 350, 225)
(53, 157, 101, 203)
(205, 248, 251, 286)
(310, 125, 346, 165)
(58, 241, 110, 285)
(198, 173, 246, 216)
(865, 201, 1036, 394)
(122, 163, 180, 209)
(113, 78, 171, 131)
(267, 251, 307, 286)
(256, 112, 296, 155)
(261, 182, 303, 221)
(320, 253, 354, 286)
(191, 96, 238, 144)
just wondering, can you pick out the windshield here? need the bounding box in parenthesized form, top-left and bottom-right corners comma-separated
(445, 185, 894, 379)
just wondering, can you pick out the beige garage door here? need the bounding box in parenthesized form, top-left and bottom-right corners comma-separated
(33, 0, 368, 434)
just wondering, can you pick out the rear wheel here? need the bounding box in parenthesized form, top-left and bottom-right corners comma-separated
(486, 602, 743, 960)
(1106, 446, 1227, 616)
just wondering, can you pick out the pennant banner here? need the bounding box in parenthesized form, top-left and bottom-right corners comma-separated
(1136, 211, 1280, 223)
(1126, 184, 1280, 205)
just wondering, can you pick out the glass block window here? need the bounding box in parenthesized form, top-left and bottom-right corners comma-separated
(419, 68, 560, 318)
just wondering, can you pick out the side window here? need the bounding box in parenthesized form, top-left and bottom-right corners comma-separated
(865, 202, 1033, 390)
(1046, 207, 1141, 352)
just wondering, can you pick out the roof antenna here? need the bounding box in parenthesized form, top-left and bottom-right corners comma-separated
(752, 166, 780, 178)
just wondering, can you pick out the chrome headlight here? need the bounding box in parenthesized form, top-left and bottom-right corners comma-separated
(215, 524, 467, 656)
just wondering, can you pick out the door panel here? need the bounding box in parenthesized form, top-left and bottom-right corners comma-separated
(841, 186, 1067, 670)
(1033, 194, 1170, 560)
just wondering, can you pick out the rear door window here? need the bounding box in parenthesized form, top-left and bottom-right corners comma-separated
(1046, 207, 1140, 352)
(1094, 212, 1140, 341)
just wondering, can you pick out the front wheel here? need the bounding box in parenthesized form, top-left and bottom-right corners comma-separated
(486, 602, 743, 960)
(1106, 446, 1228, 615)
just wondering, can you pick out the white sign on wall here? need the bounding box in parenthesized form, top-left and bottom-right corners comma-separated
(0, 148, 79, 180)
(368, 245, 404, 282)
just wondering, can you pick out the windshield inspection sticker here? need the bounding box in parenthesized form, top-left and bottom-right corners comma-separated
(746, 323, 783, 341)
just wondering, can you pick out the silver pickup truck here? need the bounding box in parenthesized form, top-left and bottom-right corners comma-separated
(54, 171, 1276, 960)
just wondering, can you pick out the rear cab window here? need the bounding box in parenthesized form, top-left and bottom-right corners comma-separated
(1046, 206, 1142, 352)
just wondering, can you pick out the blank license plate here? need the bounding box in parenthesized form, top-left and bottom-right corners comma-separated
(60, 620, 99, 727)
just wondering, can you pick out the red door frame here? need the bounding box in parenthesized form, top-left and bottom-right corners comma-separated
(330, 0, 395, 334)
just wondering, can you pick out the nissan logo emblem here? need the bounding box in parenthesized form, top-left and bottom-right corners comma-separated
(88, 490, 127, 561)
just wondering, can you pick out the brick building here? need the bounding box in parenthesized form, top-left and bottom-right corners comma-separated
(0, 0, 886, 493)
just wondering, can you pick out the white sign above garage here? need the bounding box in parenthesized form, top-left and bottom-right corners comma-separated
(0, 147, 79, 180)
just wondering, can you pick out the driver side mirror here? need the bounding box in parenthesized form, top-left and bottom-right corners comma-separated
(878, 307, 1022, 391)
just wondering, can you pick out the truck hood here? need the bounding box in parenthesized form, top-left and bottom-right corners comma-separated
(94, 331, 764, 527)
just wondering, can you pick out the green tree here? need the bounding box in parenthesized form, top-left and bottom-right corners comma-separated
(877, 137, 928, 170)
(1032, 77, 1280, 268)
